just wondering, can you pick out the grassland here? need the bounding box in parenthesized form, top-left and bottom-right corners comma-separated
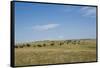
(15, 39, 97, 66)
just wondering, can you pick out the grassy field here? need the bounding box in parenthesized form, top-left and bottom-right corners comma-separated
(15, 39, 97, 66)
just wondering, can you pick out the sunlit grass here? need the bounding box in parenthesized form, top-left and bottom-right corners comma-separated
(15, 39, 97, 66)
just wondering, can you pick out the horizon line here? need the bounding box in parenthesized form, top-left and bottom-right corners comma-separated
(15, 38, 96, 44)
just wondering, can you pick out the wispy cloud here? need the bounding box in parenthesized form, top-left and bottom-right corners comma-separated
(33, 24, 60, 31)
(58, 36, 64, 39)
(81, 7, 96, 17)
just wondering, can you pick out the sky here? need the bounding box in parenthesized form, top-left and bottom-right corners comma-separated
(15, 2, 96, 43)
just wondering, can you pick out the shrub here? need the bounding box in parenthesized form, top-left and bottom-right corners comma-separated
(72, 40, 77, 45)
(67, 40, 72, 44)
(15, 46, 18, 48)
(37, 44, 42, 47)
(50, 43, 54, 46)
(78, 41, 80, 44)
(26, 44, 31, 47)
(22, 44, 26, 47)
(66, 41, 69, 44)
(33, 45, 36, 47)
(43, 44, 46, 47)
(59, 42, 64, 46)
(19, 45, 23, 48)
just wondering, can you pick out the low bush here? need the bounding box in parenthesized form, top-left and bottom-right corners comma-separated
(37, 44, 42, 47)
(26, 44, 31, 47)
(15, 46, 18, 48)
(43, 44, 46, 47)
(50, 43, 54, 46)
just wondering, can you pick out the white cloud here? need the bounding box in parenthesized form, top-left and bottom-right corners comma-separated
(58, 36, 64, 39)
(33, 24, 60, 31)
(81, 7, 96, 17)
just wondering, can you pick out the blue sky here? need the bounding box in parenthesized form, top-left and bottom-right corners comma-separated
(15, 2, 96, 43)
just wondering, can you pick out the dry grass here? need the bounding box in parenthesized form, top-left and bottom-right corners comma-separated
(15, 39, 97, 66)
